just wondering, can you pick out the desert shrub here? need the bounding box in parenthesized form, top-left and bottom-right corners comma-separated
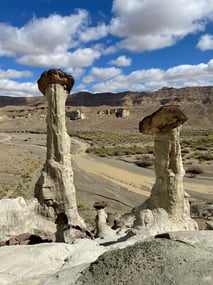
(185, 165, 203, 175)
(181, 147, 191, 154)
(196, 152, 213, 161)
(77, 203, 85, 209)
(181, 139, 192, 146)
(135, 155, 154, 168)
(69, 130, 152, 146)
(196, 146, 208, 151)
(87, 146, 108, 157)
(86, 145, 154, 157)
(21, 172, 31, 183)
(189, 150, 203, 159)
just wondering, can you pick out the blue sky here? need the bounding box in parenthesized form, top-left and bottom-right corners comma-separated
(0, 0, 213, 97)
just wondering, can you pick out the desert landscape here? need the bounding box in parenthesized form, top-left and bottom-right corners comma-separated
(0, 84, 212, 284)
(0, 87, 212, 222)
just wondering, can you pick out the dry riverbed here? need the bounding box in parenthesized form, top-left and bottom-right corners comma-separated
(0, 133, 212, 225)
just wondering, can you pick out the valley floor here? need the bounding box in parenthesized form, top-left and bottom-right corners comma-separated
(0, 132, 212, 225)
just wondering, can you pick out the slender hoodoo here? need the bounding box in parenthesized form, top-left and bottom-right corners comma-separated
(35, 69, 84, 227)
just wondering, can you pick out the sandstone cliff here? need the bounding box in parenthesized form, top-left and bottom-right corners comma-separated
(0, 86, 212, 108)
(67, 86, 213, 106)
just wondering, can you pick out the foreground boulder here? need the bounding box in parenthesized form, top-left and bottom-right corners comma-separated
(76, 231, 213, 285)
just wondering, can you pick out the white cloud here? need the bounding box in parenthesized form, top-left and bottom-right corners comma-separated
(0, 10, 105, 68)
(118, 34, 176, 52)
(0, 79, 38, 97)
(75, 83, 88, 91)
(65, 67, 85, 79)
(102, 45, 118, 55)
(79, 23, 108, 42)
(165, 63, 212, 80)
(83, 67, 121, 83)
(197, 34, 213, 50)
(0, 69, 32, 79)
(1, 59, 213, 96)
(110, 0, 213, 51)
(0, 11, 88, 57)
(109, 55, 131, 66)
(17, 48, 101, 68)
(92, 59, 213, 92)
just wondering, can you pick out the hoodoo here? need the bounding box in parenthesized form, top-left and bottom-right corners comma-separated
(134, 105, 198, 233)
(35, 69, 84, 227)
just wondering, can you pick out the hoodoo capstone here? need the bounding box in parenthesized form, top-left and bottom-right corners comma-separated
(35, 69, 84, 227)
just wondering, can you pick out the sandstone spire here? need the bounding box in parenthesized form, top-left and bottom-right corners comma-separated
(134, 105, 198, 232)
(35, 69, 84, 227)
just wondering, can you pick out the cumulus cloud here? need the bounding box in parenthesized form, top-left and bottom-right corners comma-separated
(0, 79, 38, 97)
(0, 11, 87, 56)
(17, 48, 101, 68)
(109, 55, 131, 66)
(83, 67, 121, 83)
(92, 59, 213, 93)
(0, 68, 37, 97)
(110, 0, 213, 51)
(65, 67, 85, 79)
(79, 23, 108, 42)
(101, 45, 118, 55)
(197, 34, 213, 50)
(1, 59, 213, 96)
(0, 69, 32, 79)
(0, 10, 105, 68)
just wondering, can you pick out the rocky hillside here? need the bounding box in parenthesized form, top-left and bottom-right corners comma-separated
(0, 86, 212, 108)
(68, 86, 213, 107)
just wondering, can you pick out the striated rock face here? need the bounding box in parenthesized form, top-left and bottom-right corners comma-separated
(134, 105, 198, 232)
(35, 69, 84, 227)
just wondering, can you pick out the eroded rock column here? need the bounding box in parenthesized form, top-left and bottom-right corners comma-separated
(35, 69, 84, 227)
(134, 105, 198, 232)
(94, 201, 115, 239)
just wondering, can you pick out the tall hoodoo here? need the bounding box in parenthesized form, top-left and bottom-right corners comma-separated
(134, 105, 198, 232)
(35, 69, 84, 227)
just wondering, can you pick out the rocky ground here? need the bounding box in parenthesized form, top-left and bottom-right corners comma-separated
(0, 231, 212, 284)
(76, 232, 213, 285)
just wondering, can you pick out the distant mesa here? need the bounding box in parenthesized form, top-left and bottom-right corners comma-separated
(0, 86, 213, 108)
